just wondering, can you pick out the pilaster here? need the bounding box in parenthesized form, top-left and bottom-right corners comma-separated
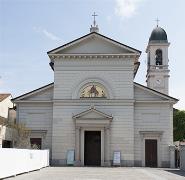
(101, 128, 105, 166)
(74, 127, 81, 166)
(104, 127, 111, 166)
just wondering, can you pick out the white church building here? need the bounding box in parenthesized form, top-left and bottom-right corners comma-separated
(13, 20, 178, 167)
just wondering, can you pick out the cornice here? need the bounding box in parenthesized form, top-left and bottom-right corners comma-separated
(135, 100, 175, 104)
(48, 53, 140, 61)
(53, 99, 135, 106)
(14, 99, 176, 105)
(14, 100, 53, 103)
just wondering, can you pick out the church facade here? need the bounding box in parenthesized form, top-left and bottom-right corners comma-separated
(13, 23, 178, 167)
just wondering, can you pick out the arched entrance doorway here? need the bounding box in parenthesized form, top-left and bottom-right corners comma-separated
(73, 106, 112, 166)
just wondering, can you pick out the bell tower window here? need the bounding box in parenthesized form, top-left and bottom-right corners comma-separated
(147, 51, 150, 70)
(155, 49, 162, 65)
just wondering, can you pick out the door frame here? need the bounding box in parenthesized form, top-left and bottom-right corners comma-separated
(81, 127, 105, 166)
(140, 131, 163, 167)
(142, 137, 161, 167)
(145, 139, 158, 167)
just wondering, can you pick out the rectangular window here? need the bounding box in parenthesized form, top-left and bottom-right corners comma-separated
(30, 138, 42, 149)
(2, 140, 12, 148)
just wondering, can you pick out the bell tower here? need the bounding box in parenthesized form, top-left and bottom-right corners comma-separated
(146, 24, 170, 94)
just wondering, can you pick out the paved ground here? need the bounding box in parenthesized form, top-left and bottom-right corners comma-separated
(6, 167, 185, 180)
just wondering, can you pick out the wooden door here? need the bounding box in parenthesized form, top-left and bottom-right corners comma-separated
(145, 139, 157, 167)
(84, 131, 101, 166)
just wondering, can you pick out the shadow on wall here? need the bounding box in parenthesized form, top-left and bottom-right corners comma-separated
(165, 169, 185, 177)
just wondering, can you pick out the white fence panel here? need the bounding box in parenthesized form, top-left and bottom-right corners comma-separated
(0, 148, 49, 179)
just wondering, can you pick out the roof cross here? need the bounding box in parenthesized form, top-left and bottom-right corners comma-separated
(155, 18, 160, 27)
(92, 12, 98, 26)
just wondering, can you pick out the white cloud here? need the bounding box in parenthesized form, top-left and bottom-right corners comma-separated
(33, 27, 62, 41)
(114, 0, 145, 19)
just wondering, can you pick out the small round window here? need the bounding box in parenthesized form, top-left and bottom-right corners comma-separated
(80, 83, 107, 98)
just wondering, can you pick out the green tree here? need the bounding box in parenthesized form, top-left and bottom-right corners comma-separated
(173, 109, 185, 141)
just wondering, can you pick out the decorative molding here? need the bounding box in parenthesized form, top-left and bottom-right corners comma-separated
(14, 99, 174, 105)
(14, 100, 53, 103)
(135, 100, 175, 104)
(55, 66, 133, 72)
(31, 130, 47, 134)
(49, 53, 139, 60)
(53, 99, 135, 106)
(72, 106, 113, 120)
(30, 130, 47, 138)
(73, 106, 112, 128)
(139, 131, 163, 135)
(14, 99, 135, 105)
(139, 131, 163, 141)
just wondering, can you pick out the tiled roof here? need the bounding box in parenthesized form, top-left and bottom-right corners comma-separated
(0, 94, 11, 102)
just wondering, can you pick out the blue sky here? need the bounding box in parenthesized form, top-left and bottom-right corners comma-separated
(0, 0, 185, 109)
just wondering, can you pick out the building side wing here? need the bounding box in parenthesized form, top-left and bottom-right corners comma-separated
(12, 83, 54, 102)
(134, 82, 178, 103)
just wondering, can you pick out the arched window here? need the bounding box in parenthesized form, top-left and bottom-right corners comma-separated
(147, 51, 150, 69)
(80, 83, 107, 98)
(155, 49, 162, 65)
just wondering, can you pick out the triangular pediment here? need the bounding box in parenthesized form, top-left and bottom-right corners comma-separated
(24, 86, 53, 101)
(73, 107, 113, 120)
(134, 82, 178, 102)
(12, 83, 54, 101)
(47, 32, 141, 55)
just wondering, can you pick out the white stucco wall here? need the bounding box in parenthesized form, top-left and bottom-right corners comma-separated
(17, 103, 53, 151)
(51, 103, 134, 166)
(0, 96, 13, 118)
(134, 102, 173, 167)
(51, 56, 135, 166)
(53, 58, 134, 100)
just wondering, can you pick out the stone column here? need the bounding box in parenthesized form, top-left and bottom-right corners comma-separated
(75, 127, 81, 166)
(101, 128, 105, 166)
(169, 145, 175, 168)
(105, 127, 111, 166)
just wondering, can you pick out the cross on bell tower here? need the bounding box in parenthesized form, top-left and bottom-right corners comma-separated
(155, 18, 160, 27)
(90, 12, 99, 33)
